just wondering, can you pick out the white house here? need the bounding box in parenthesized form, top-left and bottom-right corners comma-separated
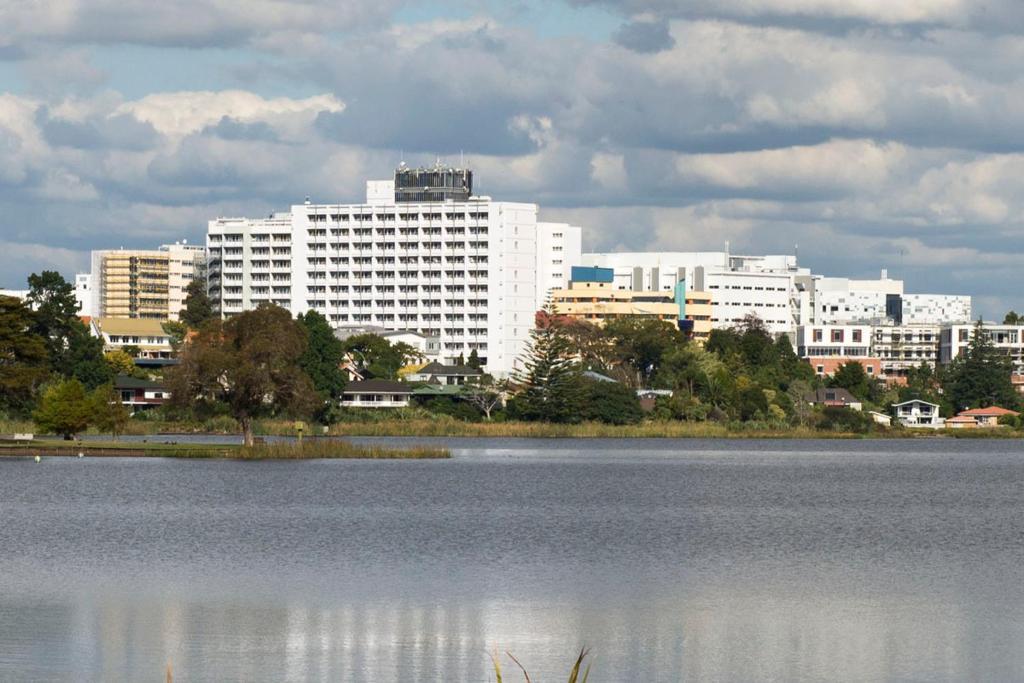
(892, 399, 944, 429)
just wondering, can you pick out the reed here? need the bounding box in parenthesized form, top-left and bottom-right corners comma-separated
(492, 648, 591, 683)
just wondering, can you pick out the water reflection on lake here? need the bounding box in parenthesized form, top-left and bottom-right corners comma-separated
(2, 438, 1022, 681)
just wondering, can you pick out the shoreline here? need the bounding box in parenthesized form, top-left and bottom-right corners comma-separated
(0, 439, 450, 460)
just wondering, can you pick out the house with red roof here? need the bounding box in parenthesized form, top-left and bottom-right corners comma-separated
(953, 406, 1019, 428)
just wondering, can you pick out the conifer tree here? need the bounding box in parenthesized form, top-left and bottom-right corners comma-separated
(511, 305, 582, 422)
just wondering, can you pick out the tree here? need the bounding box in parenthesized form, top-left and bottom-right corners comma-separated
(89, 384, 130, 439)
(0, 295, 50, 415)
(33, 379, 91, 439)
(26, 270, 80, 372)
(467, 348, 482, 370)
(66, 322, 113, 389)
(945, 321, 1018, 411)
(297, 310, 347, 422)
(604, 318, 686, 388)
(341, 333, 421, 378)
(166, 305, 318, 445)
(458, 375, 508, 420)
(511, 308, 583, 423)
(579, 379, 643, 425)
(105, 350, 137, 376)
(180, 277, 214, 328)
(829, 361, 872, 402)
(162, 321, 188, 353)
(1005, 311, 1022, 325)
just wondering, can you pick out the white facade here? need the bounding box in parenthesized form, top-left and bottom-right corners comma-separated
(536, 222, 582, 308)
(74, 273, 94, 317)
(796, 324, 872, 358)
(581, 251, 809, 335)
(871, 324, 941, 377)
(813, 274, 902, 324)
(207, 179, 572, 376)
(941, 323, 1024, 372)
(892, 399, 944, 429)
(0, 289, 29, 301)
(902, 294, 971, 325)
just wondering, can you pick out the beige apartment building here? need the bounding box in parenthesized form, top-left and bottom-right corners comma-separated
(550, 269, 713, 343)
(83, 243, 205, 321)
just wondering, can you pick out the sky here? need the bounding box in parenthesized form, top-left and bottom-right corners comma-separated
(1, 0, 1022, 318)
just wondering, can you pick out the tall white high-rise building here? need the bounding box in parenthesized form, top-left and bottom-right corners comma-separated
(207, 167, 582, 375)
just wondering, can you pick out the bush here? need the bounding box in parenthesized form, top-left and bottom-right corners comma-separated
(815, 406, 875, 433)
(579, 379, 643, 425)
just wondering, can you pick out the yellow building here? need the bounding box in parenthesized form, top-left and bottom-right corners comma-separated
(550, 268, 713, 342)
(92, 243, 205, 320)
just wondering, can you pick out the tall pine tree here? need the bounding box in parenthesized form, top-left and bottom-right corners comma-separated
(946, 321, 1018, 410)
(511, 305, 583, 423)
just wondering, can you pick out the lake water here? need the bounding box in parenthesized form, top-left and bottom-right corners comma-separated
(2, 438, 1023, 681)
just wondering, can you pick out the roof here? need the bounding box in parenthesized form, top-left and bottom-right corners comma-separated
(93, 317, 171, 336)
(893, 399, 940, 408)
(958, 406, 1020, 417)
(113, 375, 165, 390)
(946, 415, 977, 424)
(411, 384, 465, 396)
(806, 388, 860, 405)
(415, 361, 481, 376)
(342, 379, 412, 394)
(582, 370, 617, 383)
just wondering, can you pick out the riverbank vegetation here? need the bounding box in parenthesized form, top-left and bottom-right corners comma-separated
(0, 437, 449, 460)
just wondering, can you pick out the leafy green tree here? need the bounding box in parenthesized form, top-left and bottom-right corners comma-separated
(66, 322, 113, 389)
(180, 277, 215, 328)
(26, 270, 80, 370)
(945, 321, 1018, 411)
(162, 321, 188, 353)
(467, 348, 482, 370)
(0, 295, 50, 415)
(33, 378, 91, 439)
(1005, 311, 1022, 325)
(579, 379, 643, 425)
(89, 383, 130, 439)
(829, 361, 872, 402)
(604, 318, 686, 388)
(511, 308, 583, 423)
(166, 305, 317, 445)
(297, 311, 347, 422)
(105, 350, 137, 376)
(341, 333, 421, 378)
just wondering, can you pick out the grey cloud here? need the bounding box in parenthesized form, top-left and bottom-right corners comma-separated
(613, 19, 675, 53)
(202, 116, 281, 142)
(39, 110, 158, 150)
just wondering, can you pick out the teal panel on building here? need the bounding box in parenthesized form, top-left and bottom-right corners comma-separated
(674, 281, 687, 321)
(570, 266, 614, 284)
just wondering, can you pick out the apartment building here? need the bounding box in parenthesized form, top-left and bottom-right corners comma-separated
(581, 251, 809, 336)
(78, 243, 205, 321)
(207, 167, 582, 375)
(550, 266, 713, 342)
(902, 294, 972, 325)
(941, 323, 1024, 372)
(536, 222, 582, 308)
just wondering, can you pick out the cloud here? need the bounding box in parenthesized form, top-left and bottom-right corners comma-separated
(613, 18, 676, 52)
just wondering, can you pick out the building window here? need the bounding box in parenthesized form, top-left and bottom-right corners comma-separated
(813, 329, 823, 342)
(831, 329, 844, 343)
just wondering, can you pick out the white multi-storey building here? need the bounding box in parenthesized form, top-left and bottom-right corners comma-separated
(581, 251, 810, 335)
(536, 222, 582, 308)
(208, 168, 581, 375)
(812, 274, 903, 324)
(796, 324, 873, 358)
(902, 294, 972, 325)
(941, 323, 1024, 372)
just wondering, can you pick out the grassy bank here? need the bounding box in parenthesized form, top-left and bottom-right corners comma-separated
(0, 438, 449, 460)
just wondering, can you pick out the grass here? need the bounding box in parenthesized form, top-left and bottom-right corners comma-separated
(0, 438, 449, 460)
(492, 648, 591, 683)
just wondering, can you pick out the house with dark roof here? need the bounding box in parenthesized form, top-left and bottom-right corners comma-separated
(404, 362, 482, 386)
(341, 380, 414, 408)
(805, 388, 863, 411)
(113, 375, 169, 411)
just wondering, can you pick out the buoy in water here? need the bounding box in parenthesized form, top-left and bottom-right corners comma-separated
(33, 455, 41, 463)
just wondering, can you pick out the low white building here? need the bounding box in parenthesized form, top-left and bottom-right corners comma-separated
(892, 399, 944, 429)
(90, 318, 175, 359)
(0, 289, 29, 301)
(581, 251, 810, 336)
(796, 324, 872, 358)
